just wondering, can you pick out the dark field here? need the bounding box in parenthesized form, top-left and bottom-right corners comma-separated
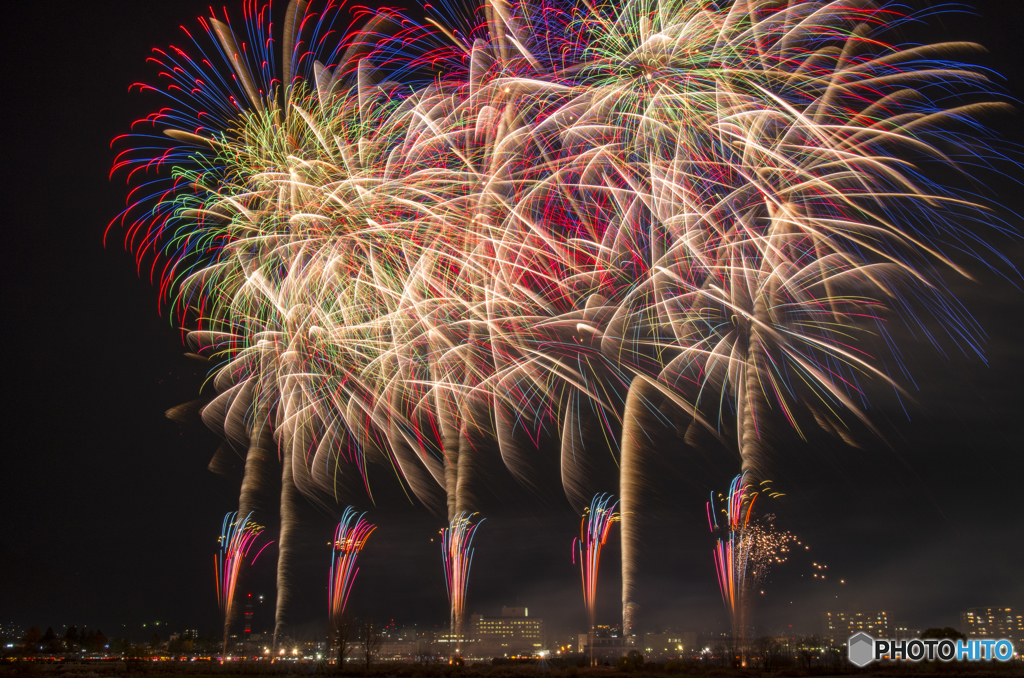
(3, 662, 1023, 678)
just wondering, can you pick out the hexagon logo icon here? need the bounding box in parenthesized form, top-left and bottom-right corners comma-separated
(848, 632, 875, 667)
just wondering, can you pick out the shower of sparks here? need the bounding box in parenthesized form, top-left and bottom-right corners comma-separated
(215, 512, 265, 613)
(441, 512, 484, 645)
(329, 507, 376, 623)
(574, 492, 618, 661)
(215, 511, 266, 656)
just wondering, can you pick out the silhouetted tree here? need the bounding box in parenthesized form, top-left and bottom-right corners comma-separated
(331, 613, 356, 669)
(712, 643, 727, 667)
(23, 627, 42, 653)
(726, 637, 741, 668)
(167, 636, 188, 656)
(81, 629, 97, 652)
(753, 636, 782, 671)
(149, 632, 162, 649)
(824, 642, 843, 671)
(615, 650, 644, 671)
(797, 635, 820, 668)
(921, 627, 966, 641)
(357, 619, 382, 670)
(64, 626, 79, 644)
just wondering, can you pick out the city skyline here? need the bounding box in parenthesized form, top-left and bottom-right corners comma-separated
(7, 603, 1023, 659)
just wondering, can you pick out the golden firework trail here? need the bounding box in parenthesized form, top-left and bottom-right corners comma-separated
(441, 512, 484, 654)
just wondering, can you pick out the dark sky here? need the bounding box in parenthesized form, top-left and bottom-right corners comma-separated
(2, 0, 1023, 645)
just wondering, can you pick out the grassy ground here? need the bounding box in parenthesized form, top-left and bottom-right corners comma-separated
(3, 661, 1023, 678)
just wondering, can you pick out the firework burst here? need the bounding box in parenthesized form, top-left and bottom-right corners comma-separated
(708, 475, 754, 647)
(441, 512, 484, 654)
(215, 512, 267, 657)
(114, 0, 1016, 644)
(329, 507, 376, 625)
(708, 475, 796, 653)
(574, 493, 619, 665)
(743, 514, 797, 587)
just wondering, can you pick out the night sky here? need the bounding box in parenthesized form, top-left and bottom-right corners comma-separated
(2, 0, 1023, 646)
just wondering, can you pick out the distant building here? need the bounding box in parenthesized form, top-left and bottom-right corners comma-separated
(894, 628, 922, 641)
(822, 611, 891, 643)
(544, 629, 578, 656)
(773, 636, 796, 658)
(643, 632, 698, 659)
(961, 608, 1024, 644)
(469, 607, 545, 658)
(585, 636, 631, 663)
(379, 626, 433, 659)
(243, 593, 254, 640)
(380, 636, 426, 659)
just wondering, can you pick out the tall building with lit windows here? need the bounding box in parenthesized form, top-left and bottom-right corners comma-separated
(960, 608, 1024, 644)
(643, 632, 698, 659)
(469, 607, 545, 658)
(243, 593, 254, 640)
(822, 611, 891, 643)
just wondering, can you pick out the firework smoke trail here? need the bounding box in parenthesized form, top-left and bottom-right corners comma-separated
(237, 404, 274, 522)
(574, 493, 618, 666)
(215, 512, 265, 658)
(274, 438, 300, 652)
(329, 507, 376, 623)
(618, 378, 649, 638)
(441, 512, 484, 655)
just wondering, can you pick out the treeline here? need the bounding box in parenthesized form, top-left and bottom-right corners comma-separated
(18, 626, 109, 654)
(10, 626, 222, 657)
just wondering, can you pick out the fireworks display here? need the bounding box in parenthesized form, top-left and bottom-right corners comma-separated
(574, 493, 619, 664)
(743, 515, 797, 587)
(215, 512, 266, 657)
(441, 512, 484, 651)
(708, 475, 796, 650)
(329, 507, 376, 625)
(709, 475, 754, 638)
(113, 0, 1015, 644)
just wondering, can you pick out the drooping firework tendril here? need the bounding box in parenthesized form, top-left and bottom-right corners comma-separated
(215, 512, 268, 657)
(441, 512, 484, 655)
(114, 0, 1018, 644)
(329, 506, 376, 625)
